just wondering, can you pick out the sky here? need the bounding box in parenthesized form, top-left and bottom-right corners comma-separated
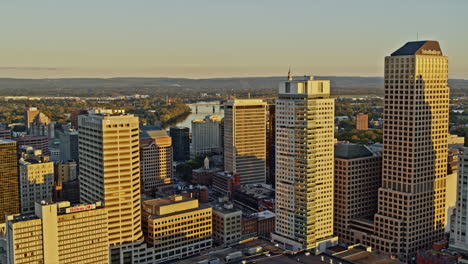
(1, 0, 467, 79)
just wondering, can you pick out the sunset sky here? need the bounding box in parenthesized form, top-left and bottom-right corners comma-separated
(1, 0, 467, 78)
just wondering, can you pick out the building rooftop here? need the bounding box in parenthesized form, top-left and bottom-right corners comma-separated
(390, 40, 442, 56)
(335, 144, 375, 159)
(0, 139, 15, 144)
(139, 129, 169, 139)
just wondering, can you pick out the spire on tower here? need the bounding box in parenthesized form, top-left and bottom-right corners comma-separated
(287, 66, 292, 81)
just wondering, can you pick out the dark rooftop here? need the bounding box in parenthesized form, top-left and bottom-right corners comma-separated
(335, 144, 374, 159)
(391, 40, 442, 56)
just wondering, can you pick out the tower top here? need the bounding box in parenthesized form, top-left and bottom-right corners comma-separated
(391, 40, 442, 56)
(287, 67, 292, 81)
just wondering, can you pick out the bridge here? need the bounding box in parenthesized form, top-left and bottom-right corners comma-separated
(187, 103, 224, 114)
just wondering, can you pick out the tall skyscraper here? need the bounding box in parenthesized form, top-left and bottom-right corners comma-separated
(140, 130, 173, 193)
(29, 112, 55, 139)
(272, 74, 336, 252)
(450, 148, 468, 252)
(372, 41, 449, 261)
(169, 126, 190, 162)
(0, 139, 20, 223)
(224, 99, 267, 185)
(191, 115, 222, 155)
(25, 107, 40, 129)
(18, 146, 54, 214)
(78, 110, 143, 262)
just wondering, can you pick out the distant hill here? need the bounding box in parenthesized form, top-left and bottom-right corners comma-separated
(0, 76, 466, 97)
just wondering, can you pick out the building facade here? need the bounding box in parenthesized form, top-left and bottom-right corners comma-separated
(372, 41, 449, 261)
(18, 146, 54, 214)
(58, 129, 79, 162)
(6, 201, 109, 264)
(224, 99, 267, 185)
(212, 203, 242, 246)
(333, 144, 381, 244)
(0, 139, 20, 223)
(141, 196, 212, 263)
(169, 126, 190, 162)
(78, 110, 143, 263)
(140, 130, 173, 193)
(356, 113, 368, 130)
(450, 148, 468, 252)
(13, 135, 49, 156)
(273, 74, 337, 252)
(191, 115, 222, 155)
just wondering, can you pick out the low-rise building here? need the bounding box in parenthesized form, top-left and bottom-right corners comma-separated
(141, 195, 212, 263)
(6, 201, 108, 264)
(212, 202, 242, 246)
(191, 157, 221, 186)
(212, 172, 240, 198)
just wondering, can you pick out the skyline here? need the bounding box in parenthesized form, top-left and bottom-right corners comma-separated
(1, 0, 468, 79)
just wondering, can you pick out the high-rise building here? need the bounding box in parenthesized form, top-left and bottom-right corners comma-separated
(272, 74, 337, 252)
(25, 107, 40, 129)
(191, 115, 222, 155)
(141, 195, 212, 263)
(356, 113, 368, 130)
(169, 126, 190, 162)
(13, 135, 49, 156)
(224, 99, 267, 185)
(450, 148, 468, 252)
(0, 139, 20, 223)
(78, 110, 143, 262)
(333, 144, 381, 244)
(18, 146, 54, 214)
(70, 109, 89, 130)
(58, 129, 79, 162)
(29, 112, 55, 139)
(6, 201, 109, 264)
(266, 101, 276, 185)
(140, 130, 173, 193)
(372, 41, 449, 261)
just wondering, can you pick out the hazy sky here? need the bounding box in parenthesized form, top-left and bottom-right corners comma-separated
(1, 0, 467, 79)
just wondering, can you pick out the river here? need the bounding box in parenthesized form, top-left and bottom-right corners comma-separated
(172, 101, 224, 131)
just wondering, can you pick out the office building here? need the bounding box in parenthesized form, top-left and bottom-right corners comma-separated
(224, 99, 267, 185)
(450, 148, 468, 252)
(58, 129, 79, 162)
(71, 109, 89, 130)
(372, 41, 449, 261)
(212, 171, 240, 198)
(169, 126, 190, 162)
(53, 161, 79, 203)
(212, 202, 242, 246)
(0, 129, 11, 140)
(78, 110, 143, 262)
(191, 115, 222, 155)
(18, 146, 54, 214)
(0, 139, 20, 223)
(13, 135, 49, 156)
(140, 130, 173, 193)
(141, 196, 212, 263)
(6, 201, 108, 264)
(273, 73, 337, 252)
(356, 113, 368, 130)
(266, 101, 276, 185)
(29, 111, 55, 139)
(333, 144, 381, 244)
(25, 107, 40, 130)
